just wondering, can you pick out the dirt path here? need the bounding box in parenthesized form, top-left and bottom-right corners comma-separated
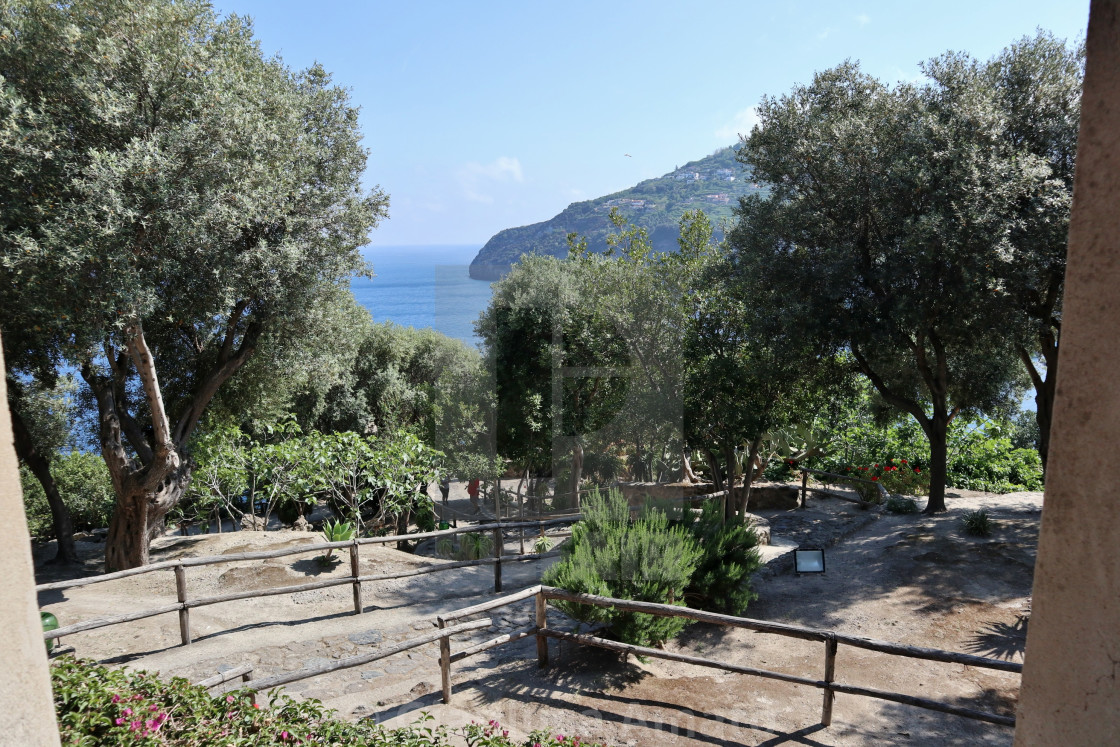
(35, 487, 1039, 745)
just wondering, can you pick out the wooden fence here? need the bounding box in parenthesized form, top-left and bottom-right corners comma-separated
(436, 585, 1021, 729)
(38, 518, 577, 646)
(799, 468, 889, 507)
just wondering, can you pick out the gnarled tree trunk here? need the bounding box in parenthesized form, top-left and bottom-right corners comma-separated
(86, 313, 260, 570)
(104, 470, 191, 569)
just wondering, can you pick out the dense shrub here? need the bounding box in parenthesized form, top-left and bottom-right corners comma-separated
(884, 495, 920, 514)
(543, 488, 701, 646)
(670, 501, 761, 615)
(21, 452, 115, 539)
(820, 402, 1043, 493)
(50, 656, 608, 746)
(838, 458, 929, 502)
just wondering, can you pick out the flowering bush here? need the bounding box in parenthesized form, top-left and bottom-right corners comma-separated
(463, 719, 608, 746)
(839, 458, 930, 502)
(51, 657, 612, 746)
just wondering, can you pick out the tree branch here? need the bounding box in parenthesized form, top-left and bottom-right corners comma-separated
(124, 320, 174, 454)
(851, 343, 930, 428)
(172, 317, 263, 445)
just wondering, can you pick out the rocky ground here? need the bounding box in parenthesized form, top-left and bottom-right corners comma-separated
(35, 482, 1039, 746)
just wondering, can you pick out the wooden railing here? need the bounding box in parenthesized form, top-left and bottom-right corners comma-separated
(799, 468, 889, 507)
(37, 518, 577, 646)
(436, 585, 1021, 729)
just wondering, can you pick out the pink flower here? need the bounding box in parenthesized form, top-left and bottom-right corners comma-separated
(123, 708, 133, 717)
(149, 704, 159, 712)
(114, 718, 125, 726)
(111, 694, 121, 704)
(226, 695, 235, 703)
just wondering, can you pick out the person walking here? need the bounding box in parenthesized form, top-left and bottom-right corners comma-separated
(467, 478, 481, 513)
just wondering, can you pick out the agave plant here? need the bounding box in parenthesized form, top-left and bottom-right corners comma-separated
(318, 518, 356, 565)
(456, 532, 494, 561)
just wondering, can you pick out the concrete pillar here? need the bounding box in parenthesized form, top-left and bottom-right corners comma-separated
(0, 336, 61, 744)
(1014, 1, 1120, 743)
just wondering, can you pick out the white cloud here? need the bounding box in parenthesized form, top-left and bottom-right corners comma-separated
(817, 27, 832, 40)
(855, 13, 871, 26)
(457, 156, 524, 203)
(715, 107, 761, 142)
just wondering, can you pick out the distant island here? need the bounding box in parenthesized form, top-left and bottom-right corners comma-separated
(468, 146, 766, 280)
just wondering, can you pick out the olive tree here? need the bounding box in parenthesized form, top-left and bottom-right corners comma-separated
(0, 0, 387, 568)
(734, 59, 1031, 512)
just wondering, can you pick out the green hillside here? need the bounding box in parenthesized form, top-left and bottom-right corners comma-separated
(468, 146, 765, 280)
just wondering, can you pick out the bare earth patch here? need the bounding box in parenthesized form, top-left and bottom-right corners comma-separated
(35, 487, 1039, 746)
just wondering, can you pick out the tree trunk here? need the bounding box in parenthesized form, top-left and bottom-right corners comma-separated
(739, 438, 763, 520)
(1020, 340, 1058, 481)
(702, 447, 723, 492)
(8, 404, 78, 563)
(682, 449, 700, 484)
(104, 468, 191, 570)
(723, 445, 737, 521)
(570, 440, 584, 509)
(923, 417, 949, 514)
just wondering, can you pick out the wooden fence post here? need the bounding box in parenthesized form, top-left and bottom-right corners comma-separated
(438, 616, 452, 704)
(174, 562, 191, 646)
(535, 589, 549, 667)
(800, 469, 809, 508)
(493, 527, 503, 593)
(350, 540, 363, 615)
(821, 634, 838, 725)
(519, 488, 525, 555)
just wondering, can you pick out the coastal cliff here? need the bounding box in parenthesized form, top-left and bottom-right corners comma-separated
(468, 146, 766, 280)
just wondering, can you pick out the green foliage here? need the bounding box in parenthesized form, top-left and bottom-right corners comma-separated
(50, 657, 605, 745)
(436, 536, 456, 559)
(962, 509, 995, 537)
(944, 422, 1044, 493)
(670, 501, 761, 615)
(819, 385, 1042, 494)
(477, 254, 631, 492)
(182, 420, 443, 533)
(734, 51, 1044, 510)
(884, 495, 920, 514)
(21, 452, 114, 538)
(533, 533, 554, 554)
(1, 0, 387, 566)
(292, 321, 498, 484)
(456, 532, 494, 561)
(318, 519, 355, 565)
(543, 489, 702, 647)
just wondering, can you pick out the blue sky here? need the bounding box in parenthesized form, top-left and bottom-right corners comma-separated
(216, 0, 1089, 246)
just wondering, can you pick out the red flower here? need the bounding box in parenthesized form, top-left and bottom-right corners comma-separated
(871, 476, 879, 481)
(914, 468, 921, 474)
(901, 459, 908, 464)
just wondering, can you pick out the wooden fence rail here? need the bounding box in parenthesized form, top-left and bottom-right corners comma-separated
(39, 518, 575, 646)
(434, 585, 1020, 730)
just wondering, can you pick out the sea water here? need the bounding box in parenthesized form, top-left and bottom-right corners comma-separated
(352, 245, 494, 348)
